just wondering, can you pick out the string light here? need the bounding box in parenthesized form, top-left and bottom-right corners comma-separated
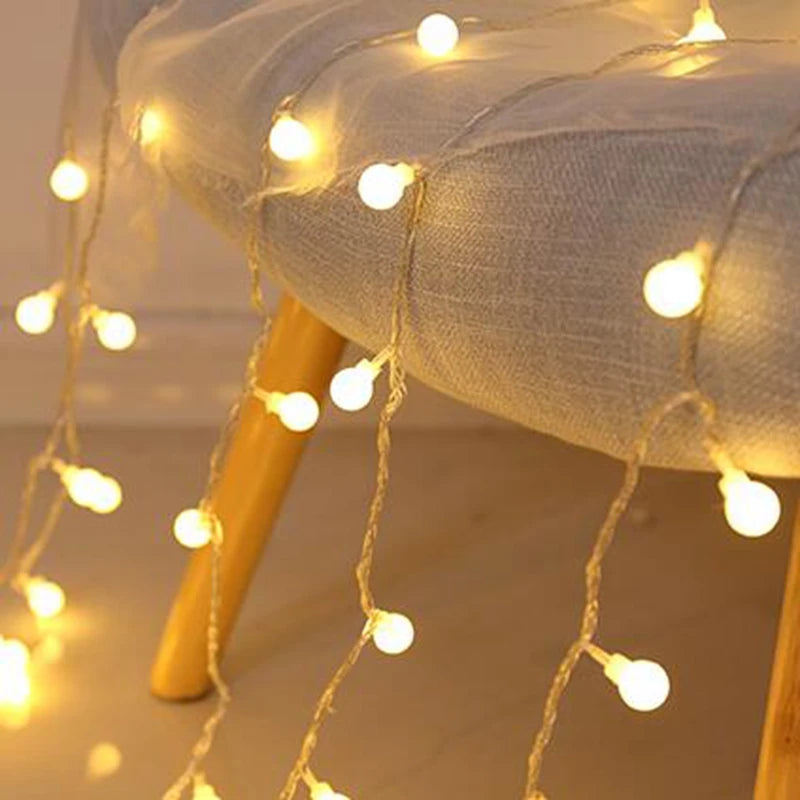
(269, 115, 315, 162)
(23, 576, 66, 620)
(53, 461, 123, 514)
(643, 246, 706, 318)
(416, 13, 460, 57)
(330, 349, 390, 412)
(587, 644, 671, 712)
(358, 162, 415, 210)
(15, 283, 62, 335)
(49, 157, 89, 202)
(718, 470, 781, 538)
(254, 388, 320, 432)
(679, 1, 727, 45)
(90, 308, 138, 351)
(173, 508, 217, 549)
(0, 638, 31, 708)
(370, 610, 415, 655)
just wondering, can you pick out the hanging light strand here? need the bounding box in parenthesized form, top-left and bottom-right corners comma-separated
(0, 100, 118, 592)
(277, 177, 427, 800)
(523, 115, 800, 798)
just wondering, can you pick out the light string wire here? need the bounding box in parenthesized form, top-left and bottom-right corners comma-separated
(277, 176, 427, 800)
(0, 99, 118, 595)
(162, 320, 272, 800)
(523, 117, 800, 800)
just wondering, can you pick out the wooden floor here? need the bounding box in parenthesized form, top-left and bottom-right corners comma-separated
(0, 425, 794, 799)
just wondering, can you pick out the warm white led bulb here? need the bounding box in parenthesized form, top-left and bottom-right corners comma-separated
(269, 115, 315, 162)
(24, 576, 66, 620)
(61, 466, 122, 514)
(0, 639, 31, 707)
(50, 158, 89, 202)
(358, 163, 412, 210)
(605, 654, 670, 712)
(679, 5, 727, 44)
(193, 784, 222, 800)
(15, 290, 58, 335)
(310, 781, 350, 800)
(416, 13, 460, 57)
(92, 310, 137, 351)
(720, 474, 781, 538)
(330, 360, 378, 412)
(372, 611, 415, 655)
(173, 508, 216, 549)
(140, 107, 165, 146)
(91, 476, 123, 515)
(276, 391, 320, 433)
(643, 249, 705, 318)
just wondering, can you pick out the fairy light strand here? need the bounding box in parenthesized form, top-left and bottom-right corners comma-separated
(278, 177, 427, 800)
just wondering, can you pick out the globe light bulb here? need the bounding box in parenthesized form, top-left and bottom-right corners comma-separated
(60, 465, 122, 514)
(0, 639, 31, 707)
(92, 310, 137, 351)
(679, 5, 727, 44)
(604, 653, 671, 712)
(330, 360, 379, 412)
(643, 249, 705, 318)
(140, 107, 165, 146)
(416, 13, 460, 57)
(50, 158, 89, 202)
(720, 473, 781, 538)
(194, 785, 222, 800)
(358, 163, 412, 210)
(275, 392, 320, 433)
(173, 508, 216, 549)
(24, 576, 66, 620)
(15, 289, 59, 335)
(372, 611, 415, 655)
(310, 781, 350, 800)
(269, 115, 315, 162)
(90, 476, 123, 514)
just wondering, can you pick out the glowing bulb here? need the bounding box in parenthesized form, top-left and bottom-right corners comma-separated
(416, 13, 460, 57)
(24, 576, 66, 620)
(720, 473, 781, 538)
(330, 360, 380, 412)
(60, 465, 122, 514)
(0, 639, 31, 707)
(173, 508, 216, 549)
(15, 290, 59, 335)
(372, 611, 415, 655)
(605, 654, 671, 712)
(50, 158, 89, 202)
(92, 310, 137, 351)
(310, 781, 350, 800)
(679, 5, 727, 44)
(358, 163, 412, 210)
(90, 476, 123, 514)
(643, 248, 705, 318)
(269, 115, 315, 162)
(194, 785, 221, 800)
(140, 108, 165, 146)
(275, 392, 320, 433)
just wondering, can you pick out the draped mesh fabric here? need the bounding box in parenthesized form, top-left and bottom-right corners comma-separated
(78, 0, 800, 475)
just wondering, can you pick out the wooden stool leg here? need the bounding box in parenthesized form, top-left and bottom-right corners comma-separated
(150, 294, 346, 700)
(755, 505, 800, 798)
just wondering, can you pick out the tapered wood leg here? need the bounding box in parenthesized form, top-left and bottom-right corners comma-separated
(150, 294, 346, 700)
(755, 505, 800, 799)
